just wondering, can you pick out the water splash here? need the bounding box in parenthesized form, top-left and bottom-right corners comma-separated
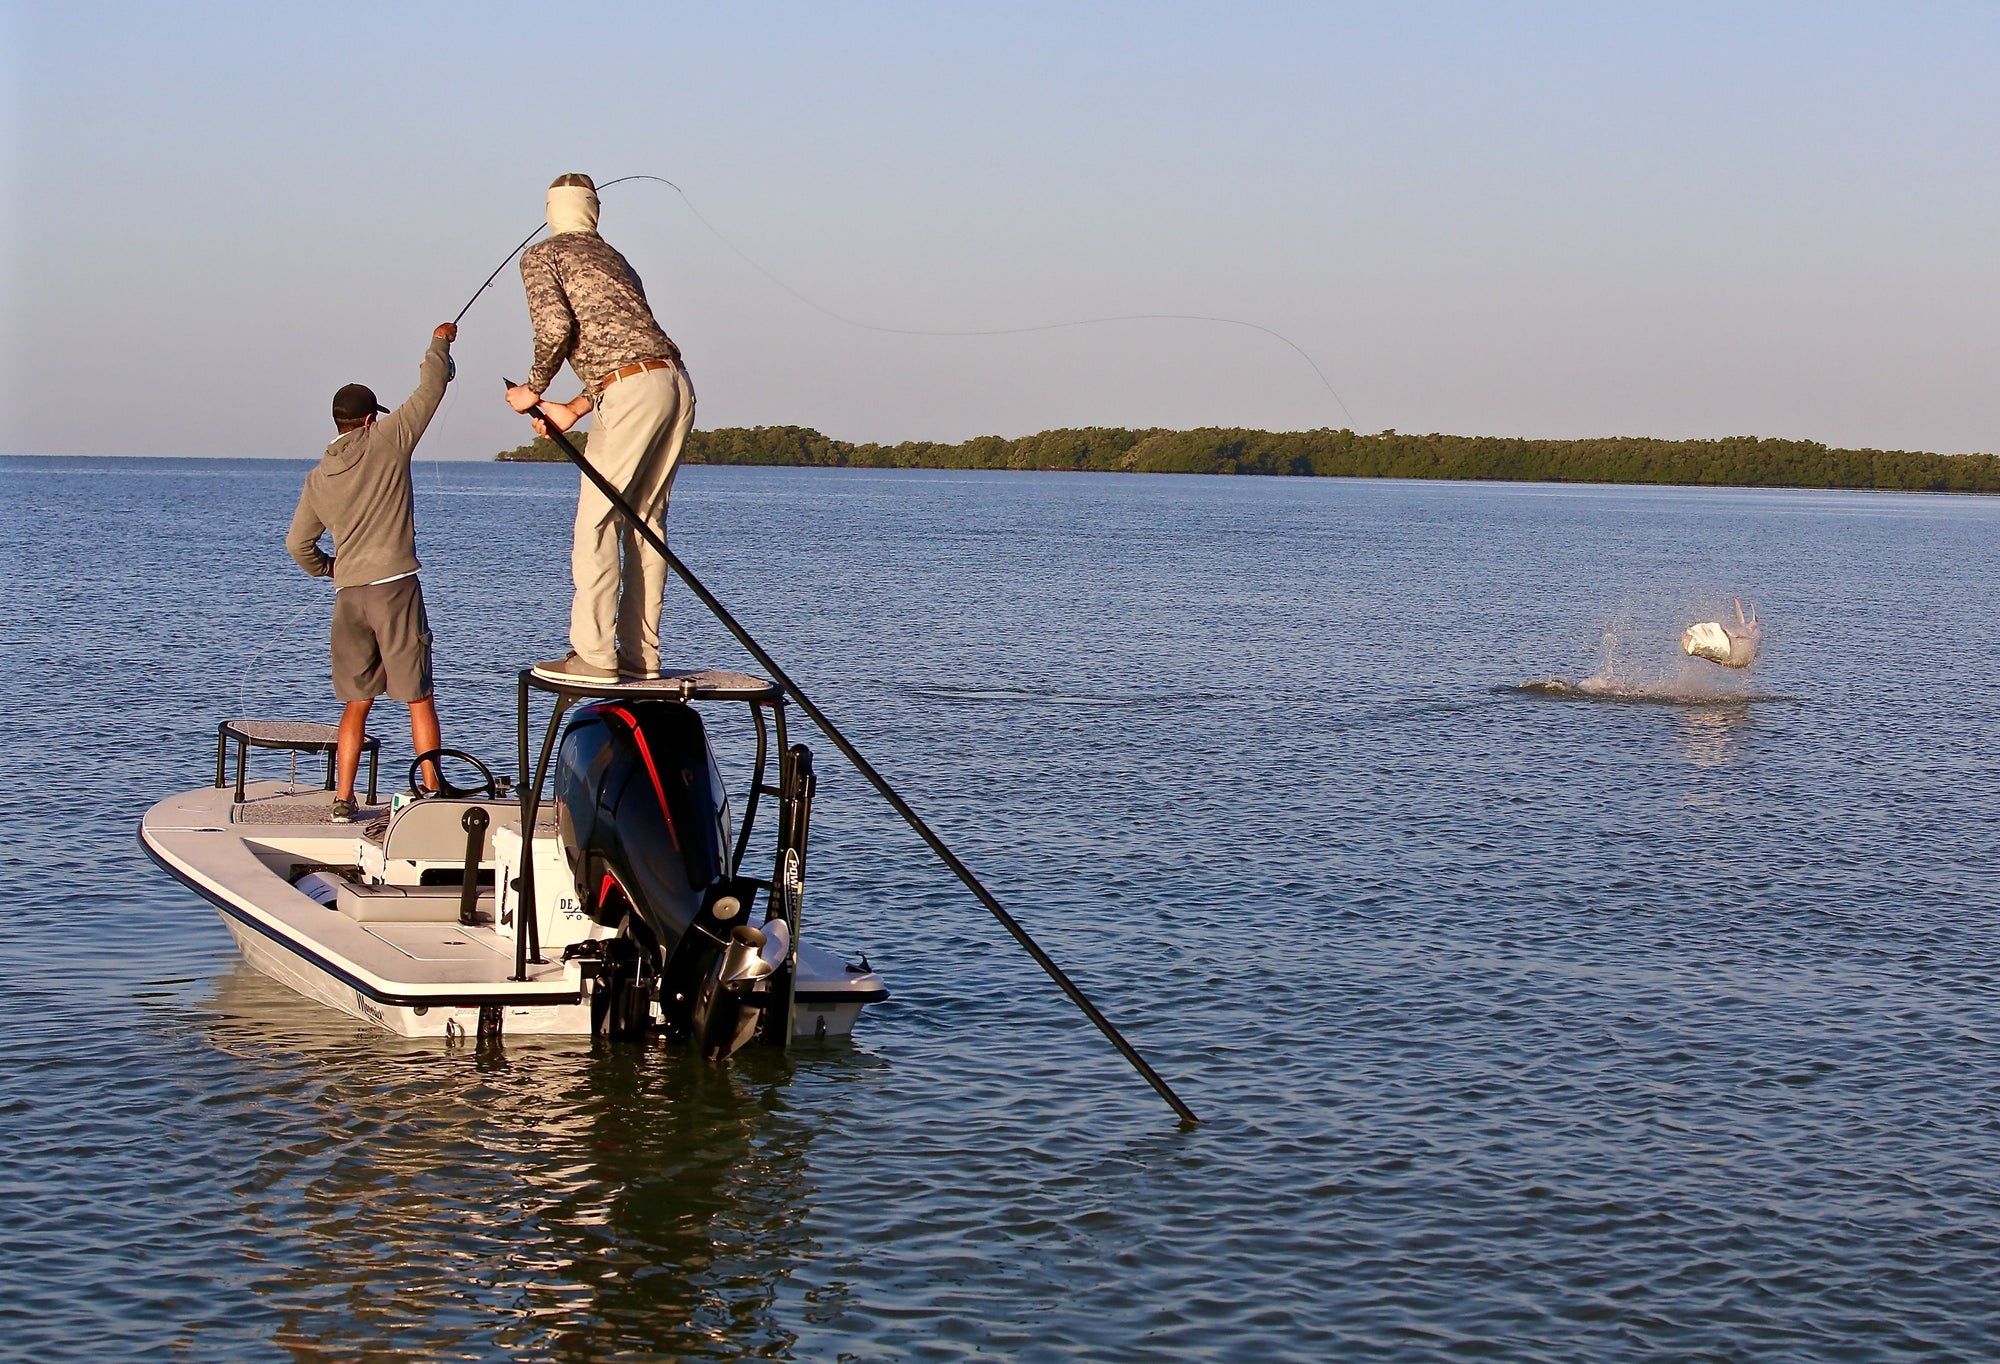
(1513, 593, 1789, 705)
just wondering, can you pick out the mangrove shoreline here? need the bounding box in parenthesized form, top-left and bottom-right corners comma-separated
(497, 425, 2000, 494)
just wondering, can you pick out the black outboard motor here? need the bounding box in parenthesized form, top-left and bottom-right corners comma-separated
(554, 698, 775, 1052)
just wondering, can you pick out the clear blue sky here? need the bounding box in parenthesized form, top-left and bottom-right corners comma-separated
(3, 1, 1996, 458)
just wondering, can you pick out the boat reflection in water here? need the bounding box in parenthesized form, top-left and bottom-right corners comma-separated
(200, 962, 863, 1359)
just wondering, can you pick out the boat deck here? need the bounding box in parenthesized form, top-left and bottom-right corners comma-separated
(142, 780, 578, 1008)
(230, 785, 385, 827)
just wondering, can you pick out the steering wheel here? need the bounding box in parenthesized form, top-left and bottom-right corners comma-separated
(408, 748, 499, 799)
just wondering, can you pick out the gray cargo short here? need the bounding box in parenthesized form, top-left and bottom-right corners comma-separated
(330, 576, 434, 703)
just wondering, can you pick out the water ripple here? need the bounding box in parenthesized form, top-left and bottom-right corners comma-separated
(4, 459, 2000, 1359)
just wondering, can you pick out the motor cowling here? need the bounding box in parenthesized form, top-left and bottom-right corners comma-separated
(555, 699, 749, 1041)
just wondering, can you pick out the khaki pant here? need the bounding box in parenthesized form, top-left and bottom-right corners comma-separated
(570, 360, 696, 673)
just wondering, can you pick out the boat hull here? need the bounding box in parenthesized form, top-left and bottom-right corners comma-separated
(213, 911, 598, 1037)
(211, 907, 869, 1040)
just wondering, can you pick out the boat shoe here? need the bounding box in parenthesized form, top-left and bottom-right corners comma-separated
(534, 652, 620, 685)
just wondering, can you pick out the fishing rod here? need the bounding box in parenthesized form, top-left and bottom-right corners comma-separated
(453, 223, 545, 326)
(506, 382, 1201, 1126)
(450, 178, 673, 327)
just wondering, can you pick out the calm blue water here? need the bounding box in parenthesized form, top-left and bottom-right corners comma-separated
(3, 455, 1999, 1361)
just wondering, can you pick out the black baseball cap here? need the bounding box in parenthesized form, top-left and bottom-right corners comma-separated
(332, 383, 389, 424)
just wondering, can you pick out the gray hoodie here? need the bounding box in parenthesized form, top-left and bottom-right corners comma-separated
(287, 337, 451, 589)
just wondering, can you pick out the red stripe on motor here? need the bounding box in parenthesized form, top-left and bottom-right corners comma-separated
(603, 705, 683, 853)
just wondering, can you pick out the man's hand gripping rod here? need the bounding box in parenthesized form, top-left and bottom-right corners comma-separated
(506, 381, 1199, 1125)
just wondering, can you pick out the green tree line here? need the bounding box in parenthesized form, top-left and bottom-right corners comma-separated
(497, 425, 2000, 493)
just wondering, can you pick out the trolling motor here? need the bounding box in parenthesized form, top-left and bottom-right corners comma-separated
(553, 696, 806, 1055)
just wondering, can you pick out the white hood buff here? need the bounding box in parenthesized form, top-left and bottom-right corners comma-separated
(547, 185, 600, 235)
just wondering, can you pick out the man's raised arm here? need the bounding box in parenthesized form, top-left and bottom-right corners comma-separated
(375, 323, 457, 458)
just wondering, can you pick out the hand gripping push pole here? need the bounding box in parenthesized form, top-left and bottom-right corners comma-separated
(507, 382, 1200, 1125)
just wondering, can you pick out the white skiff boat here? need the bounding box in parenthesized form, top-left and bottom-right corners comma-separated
(140, 669, 888, 1051)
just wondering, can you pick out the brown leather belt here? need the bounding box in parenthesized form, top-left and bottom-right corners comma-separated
(598, 358, 673, 389)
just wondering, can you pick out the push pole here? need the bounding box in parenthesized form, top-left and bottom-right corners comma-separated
(508, 383, 1199, 1125)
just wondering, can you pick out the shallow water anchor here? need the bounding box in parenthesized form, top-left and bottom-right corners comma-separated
(508, 383, 1200, 1125)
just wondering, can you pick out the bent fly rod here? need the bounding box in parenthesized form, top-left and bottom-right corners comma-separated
(507, 382, 1200, 1126)
(451, 179, 673, 327)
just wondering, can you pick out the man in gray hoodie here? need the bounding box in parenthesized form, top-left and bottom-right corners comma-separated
(287, 323, 457, 819)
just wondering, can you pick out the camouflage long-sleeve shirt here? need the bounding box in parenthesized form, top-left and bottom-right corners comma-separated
(521, 232, 681, 397)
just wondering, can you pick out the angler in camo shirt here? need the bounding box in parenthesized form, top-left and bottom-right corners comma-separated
(505, 172, 697, 685)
